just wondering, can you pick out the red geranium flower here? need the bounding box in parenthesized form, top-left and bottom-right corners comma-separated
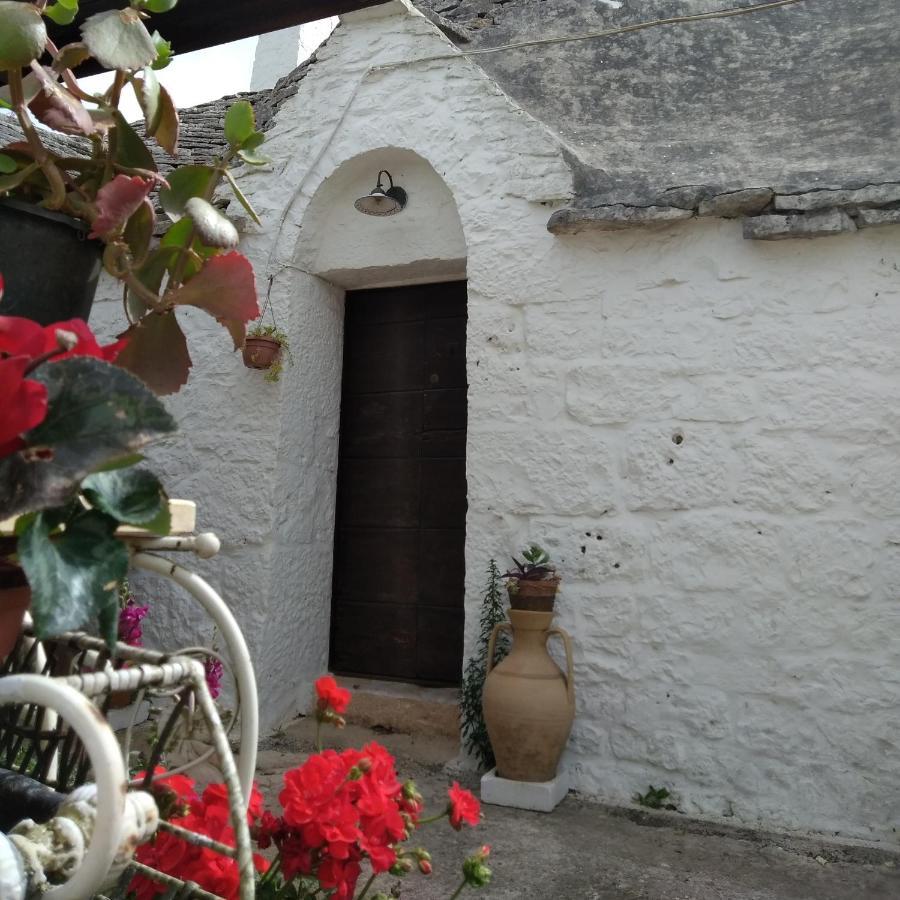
(447, 782, 481, 830)
(315, 675, 351, 714)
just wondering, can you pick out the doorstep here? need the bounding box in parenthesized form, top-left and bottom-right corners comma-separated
(334, 676, 459, 739)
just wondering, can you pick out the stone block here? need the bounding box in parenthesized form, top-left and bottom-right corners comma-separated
(480, 768, 569, 812)
(698, 187, 773, 218)
(566, 365, 683, 425)
(547, 204, 693, 235)
(774, 183, 900, 212)
(742, 209, 856, 240)
(855, 208, 900, 229)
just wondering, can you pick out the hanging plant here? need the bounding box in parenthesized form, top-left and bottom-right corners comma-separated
(243, 281, 293, 382)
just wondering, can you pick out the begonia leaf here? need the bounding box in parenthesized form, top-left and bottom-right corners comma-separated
(20, 507, 127, 645)
(29, 65, 95, 137)
(133, 67, 161, 133)
(144, 0, 178, 12)
(150, 30, 172, 70)
(237, 147, 270, 167)
(184, 197, 239, 249)
(159, 165, 215, 220)
(90, 174, 154, 239)
(0, 356, 176, 517)
(0, 1, 47, 71)
(82, 467, 169, 534)
(169, 252, 259, 342)
(122, 198, 155, 265)
(224, 100, 254, 148)
(44, 3, 78, 27)
(154, 84, 179, 155)
(115, 311, 192, 396)
(52, 42, 91, 74)
(113, 112, 157, 171)
(81, 8, 157, 72)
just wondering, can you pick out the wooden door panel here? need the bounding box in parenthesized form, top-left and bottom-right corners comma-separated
(420, 459, 467, 530)
(343, 319, 424, 394)
(331, 282, 467, 685)
(339, 393, 422, 459)
(336, 459, 420, 528)
(333, 528, 419, 605)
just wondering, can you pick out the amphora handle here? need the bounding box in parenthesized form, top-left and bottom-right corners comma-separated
(546, 626, 575, 707)
(486, 622, 512, 675)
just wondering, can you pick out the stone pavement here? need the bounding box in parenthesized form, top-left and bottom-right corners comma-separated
(255, 719, 900, 900)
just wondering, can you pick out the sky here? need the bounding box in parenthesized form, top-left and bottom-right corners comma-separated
(80, 18, 337, 122)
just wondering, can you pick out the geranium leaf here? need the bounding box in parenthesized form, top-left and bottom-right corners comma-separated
(44, 3, 78, 27)
(154, 84, 178, 155)
(0, 357, 175, 518)
(170, 252, 259, 343)
(224, 169, 261, 226)
(224, 100, 254, 147)
(20, 508, 127, 645)
(150, 30, 172, 71)
(133, 67, 161, 133)
(90, 174, 153, 239)
(29, 65, 96, 137)
(81, 8, 157, 71)
(115, 311, 192, 396)
(144, 0, 178, 12)
(122, 198, 155, 266)
(0, 1, 47, 70)
(82, 467, 169, 533)
(114, 112, 157, 171)
(53, 42, 91, 73)
(159, 165, 215, 221)
(184, 197, 239, 249)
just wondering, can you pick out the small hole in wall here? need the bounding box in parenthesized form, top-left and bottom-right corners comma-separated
(613, 562, 620, 569)
(597, 534, 603, 541)
(667, 458, 674, 465)
(580, 545, 587, 554)
(672, 432, 684, 445)
(585, 532, 592, 537)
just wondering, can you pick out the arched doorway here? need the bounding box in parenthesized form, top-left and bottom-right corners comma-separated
(298, 148, 468, 685)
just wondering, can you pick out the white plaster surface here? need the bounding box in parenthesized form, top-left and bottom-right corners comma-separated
(92, 0, 900, 841)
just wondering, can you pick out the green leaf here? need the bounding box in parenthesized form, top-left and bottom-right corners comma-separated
(53, 42, 91, 73)
(224, 100, 254, 148)
(0, 161, 39, 195)
(113, 111, 157, 172)
(159, 164, 215, 221)
(57, 0, 79, 9)
(82, 468, 169, 533)
(0, 357, 176, 519)
(144, 0, 178, 12)
(149, 30, 173, 70)
(237, 147, 270, 167)
(242, 131, 265, 152)
(81, 7, 157, 71)
(44, 3, 78, 26)
(224, 169, 261, 226)
(0, 153, 16, 174)
(133, 66, 161, 133)
(0, 1, 47, 70)
(19, 508, 128, 645)
(122, 198, 155, 266)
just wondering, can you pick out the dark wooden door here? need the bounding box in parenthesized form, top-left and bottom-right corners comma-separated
(330, 282, 467, 685)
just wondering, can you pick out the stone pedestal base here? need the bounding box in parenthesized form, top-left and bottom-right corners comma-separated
(480, 767, 569, 812)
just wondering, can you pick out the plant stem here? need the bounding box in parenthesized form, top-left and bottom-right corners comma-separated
(103, 70, 127, 185)
(354, 872, 377, 900)
(8, 67, 66, 208)
(315, 719, 323, 754)
(416, 810, 449, 826)
(447, 878, 468, 900)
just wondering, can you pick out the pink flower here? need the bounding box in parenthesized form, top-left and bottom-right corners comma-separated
(118, 599, 149, 647)
(205, 657, 224, 699)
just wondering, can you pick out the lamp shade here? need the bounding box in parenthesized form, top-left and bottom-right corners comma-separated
(354, 171, 407, 217)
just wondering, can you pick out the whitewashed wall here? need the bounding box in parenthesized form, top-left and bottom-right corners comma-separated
(96, 0, 900, 840)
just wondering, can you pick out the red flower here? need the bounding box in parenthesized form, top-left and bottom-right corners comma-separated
(0, 355, 48, 457)
(315, 675, 351, 714)
(447, 782, 481, 830)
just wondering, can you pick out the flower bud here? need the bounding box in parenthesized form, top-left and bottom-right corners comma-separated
(389, 858, 414, 876)
(402, 780, 423, 803)
(462, 845, 492, 888)
(418, 859, 432, 875)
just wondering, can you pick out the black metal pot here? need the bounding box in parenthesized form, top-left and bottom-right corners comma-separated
(0, 199, 102, 325)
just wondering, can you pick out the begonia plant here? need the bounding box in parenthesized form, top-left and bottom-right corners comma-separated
(128, 677, 494, 900)
(0, 0, 266, 395)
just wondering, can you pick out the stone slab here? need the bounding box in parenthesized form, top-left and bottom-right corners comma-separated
(547, 204, 693, 234)
(480, 767, 569, 812)
(742, 209, 856, 241)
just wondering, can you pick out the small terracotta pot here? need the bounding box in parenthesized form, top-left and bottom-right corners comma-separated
(507, 577, 559, 612)
(242, 336, 282, 370)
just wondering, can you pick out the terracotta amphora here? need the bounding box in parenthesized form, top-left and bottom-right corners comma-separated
(482, 609, 575, 783)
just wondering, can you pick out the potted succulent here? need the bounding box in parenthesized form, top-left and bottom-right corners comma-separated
(503, 544, 560, 612)
(242, 322, 291, 383)
(0, 0, 269, 394)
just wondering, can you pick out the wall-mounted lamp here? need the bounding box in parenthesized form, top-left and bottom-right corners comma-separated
(354, 170, 408, 217)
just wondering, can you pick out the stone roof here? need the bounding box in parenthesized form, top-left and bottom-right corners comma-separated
(414, 0, 900, 210)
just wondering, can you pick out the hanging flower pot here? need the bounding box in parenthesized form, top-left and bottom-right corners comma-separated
(242, 325, 292, 382)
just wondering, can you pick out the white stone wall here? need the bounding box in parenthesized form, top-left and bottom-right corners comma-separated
(95, 0, 900, 839)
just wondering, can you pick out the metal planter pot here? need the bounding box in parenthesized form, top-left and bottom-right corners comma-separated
(0, 199, 102, 325)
